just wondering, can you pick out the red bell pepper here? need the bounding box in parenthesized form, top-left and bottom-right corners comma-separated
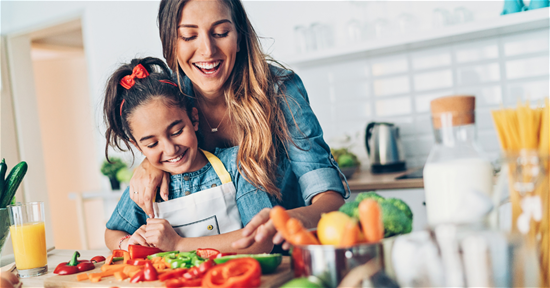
(90, 255, 106, 263)
(202, 258, 262, 288)
(196, 248, 220, 259)
(215, 252, 237, 258)
(128, 244, 163, 259)
(126, 258, 151, 266)
(158, 268, 187, 281)
(143, 262, 159, 281)
(130, 270, 145, 283)
(53, 251, 96, 275)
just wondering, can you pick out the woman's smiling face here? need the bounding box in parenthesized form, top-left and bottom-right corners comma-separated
(129, 98, 206, 175)
(176, 0, 239, 98)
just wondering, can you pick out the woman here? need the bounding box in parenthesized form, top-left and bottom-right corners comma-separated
(130, 0, 349, 250)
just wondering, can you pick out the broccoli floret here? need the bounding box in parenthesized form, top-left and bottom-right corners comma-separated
(379, 202, 412, 237)
(386, 198, 413, 220)
(354, 192, 384, 203)
(338, 201, 360, 218)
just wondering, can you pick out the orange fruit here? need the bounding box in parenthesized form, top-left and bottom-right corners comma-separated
(317, 211, 352, 245)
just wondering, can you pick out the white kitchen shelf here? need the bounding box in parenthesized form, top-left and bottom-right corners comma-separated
(283, 7, 550, 67)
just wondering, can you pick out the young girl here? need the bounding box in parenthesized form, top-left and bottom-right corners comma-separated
(103, 57, 276, 253)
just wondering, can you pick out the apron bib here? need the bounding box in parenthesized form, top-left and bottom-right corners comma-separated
(153, 150, 242, 238)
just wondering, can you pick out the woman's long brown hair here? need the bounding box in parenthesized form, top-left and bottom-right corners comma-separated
(158, 0, 297, 199)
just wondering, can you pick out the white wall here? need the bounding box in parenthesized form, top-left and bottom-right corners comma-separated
(2, 1, 163, 171)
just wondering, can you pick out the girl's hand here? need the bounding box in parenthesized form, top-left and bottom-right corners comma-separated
(144, 218, 181, 251)
(129, 158, 171, 217)
(231, 208, 292, 250)
(124, 225, 150, 250)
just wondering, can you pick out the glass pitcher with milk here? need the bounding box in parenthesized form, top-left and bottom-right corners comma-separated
(423, 95, 494, 226)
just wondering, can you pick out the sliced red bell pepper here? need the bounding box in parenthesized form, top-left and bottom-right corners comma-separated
(165, 278, 184, 287)
(143, 262, 159, 281)
(202, 258, 262, 288)
(158, 268, 187, 282)
(53, 251, 96, 275)
(128, 244, 163, 259)
(181, 278, 204, 287)
(130, 270, 145, 283)
(215, 252, 237, 258)
(126, 258, 151, 266)
(198, 259, 216, 274)
(90, 255, 106, 263)
(196, 248, 220, 259)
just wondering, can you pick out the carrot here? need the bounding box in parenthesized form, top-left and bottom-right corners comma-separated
(270, 206, 291, 239)
(339, 219, 360, 248)
(286, 218, 320, 245)
(123, 265, 143, 276)
(89, 266, 126, 279)
(358, 199, 384, 243)
(76, 273, 89, 281)
(153, 261, 166, 272)
(89, 275, 101, 282)
(114, 271, 128, 281)
(101, 263, 127, 272)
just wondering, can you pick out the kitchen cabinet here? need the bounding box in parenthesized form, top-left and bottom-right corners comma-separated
(284, 7, 549, 67)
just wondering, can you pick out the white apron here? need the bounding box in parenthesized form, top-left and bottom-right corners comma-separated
(153, 150, 242, 238)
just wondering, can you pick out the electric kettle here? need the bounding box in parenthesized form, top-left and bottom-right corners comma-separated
(365, 122, 406, 173)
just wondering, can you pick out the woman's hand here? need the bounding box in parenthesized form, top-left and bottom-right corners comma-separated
(232, 191, 344, 250)
(144, 218, 182, 251)
(129, 158, 171, 217)
(231, 208, 292, 250)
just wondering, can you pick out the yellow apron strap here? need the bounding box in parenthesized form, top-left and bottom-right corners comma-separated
(201, 149, 232, 184)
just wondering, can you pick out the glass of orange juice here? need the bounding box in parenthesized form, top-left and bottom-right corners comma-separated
(8, 202, 48, 278)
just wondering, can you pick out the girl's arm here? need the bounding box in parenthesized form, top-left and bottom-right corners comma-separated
(105, 226, 151, 251)
(232, 191, 344, 249)
(144, 218, 274, 254)
(129, 158, 171, 217)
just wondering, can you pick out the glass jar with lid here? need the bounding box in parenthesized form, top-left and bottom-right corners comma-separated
(423, 95, 494, 226)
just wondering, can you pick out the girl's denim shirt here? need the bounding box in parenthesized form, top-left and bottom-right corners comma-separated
(106, 147, 278, 235)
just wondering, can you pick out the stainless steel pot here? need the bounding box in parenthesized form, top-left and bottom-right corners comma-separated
(291, 242, 384, 288)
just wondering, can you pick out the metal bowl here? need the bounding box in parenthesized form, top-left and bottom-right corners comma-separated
(291, 241, 384, 288)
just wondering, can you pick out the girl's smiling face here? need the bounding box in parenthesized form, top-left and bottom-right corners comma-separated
(129, 98, 206, 175)
(176, 0, 239, 98)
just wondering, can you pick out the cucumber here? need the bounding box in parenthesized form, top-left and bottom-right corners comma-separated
(0, 159, 6, 199)
(1, 161, 27, 208)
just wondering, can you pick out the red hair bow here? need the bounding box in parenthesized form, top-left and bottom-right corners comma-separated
(120, 64, 149, 89)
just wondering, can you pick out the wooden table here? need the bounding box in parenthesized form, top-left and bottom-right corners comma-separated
(345, 168, 424, 191)
(5, 249, 293, 287)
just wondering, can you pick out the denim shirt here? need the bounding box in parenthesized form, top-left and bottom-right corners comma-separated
(106, 147, 279, 235)
(178, 65, 350, 211)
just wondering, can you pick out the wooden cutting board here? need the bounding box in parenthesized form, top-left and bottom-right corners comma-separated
(43, 257, 293, 287)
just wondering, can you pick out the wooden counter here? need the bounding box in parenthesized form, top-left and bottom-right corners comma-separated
(345, 168, 424, 192)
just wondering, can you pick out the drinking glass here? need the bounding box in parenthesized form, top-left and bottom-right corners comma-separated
(8, 202, 48, 278)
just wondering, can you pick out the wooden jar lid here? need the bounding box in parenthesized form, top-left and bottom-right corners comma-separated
(430, 95, 475, 128)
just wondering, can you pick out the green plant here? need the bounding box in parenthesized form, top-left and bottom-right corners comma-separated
(331, 148, 360, 168)
(101, 158, 127, 179)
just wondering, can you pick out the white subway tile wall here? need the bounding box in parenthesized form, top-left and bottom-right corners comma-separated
(295, 28, 549, 169)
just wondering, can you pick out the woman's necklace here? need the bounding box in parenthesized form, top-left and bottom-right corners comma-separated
(201, 107, 228, 133)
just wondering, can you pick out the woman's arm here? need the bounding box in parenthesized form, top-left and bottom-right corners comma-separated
(129, 157, 171, 217)
(144, 218, 273, 253)
(232, 191, 344, 249)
